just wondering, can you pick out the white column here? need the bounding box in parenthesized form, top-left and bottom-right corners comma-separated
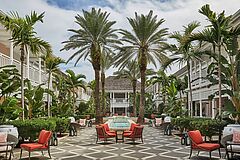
(199, 62, 202, 117)
(38, 57, 42, 84)
(26, 48, 30, 79)
(110, 92, 112, 115)
(10, 41, 13, 64)
(112, 92, 114, 115)
(212, 99, 215, 119)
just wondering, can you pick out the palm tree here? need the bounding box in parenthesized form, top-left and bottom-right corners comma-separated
(164, 21, 201, 117)
(0, 11, 51, 119)
(65, 69, 86, 114)
(194, 4, 231, 115)
(62, 8, 121, 124)
(150, 69, 168, 104)
(42, 52, 64, 117)
(114, 11, 169, 123)
(100, 52, 113, 116)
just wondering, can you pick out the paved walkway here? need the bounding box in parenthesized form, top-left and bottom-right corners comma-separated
(4, 126, 228, 160)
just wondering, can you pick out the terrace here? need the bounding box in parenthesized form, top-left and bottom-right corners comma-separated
(10, 126, 225, 160)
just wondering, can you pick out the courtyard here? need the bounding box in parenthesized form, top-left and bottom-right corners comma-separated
(13, 126, 224, 160)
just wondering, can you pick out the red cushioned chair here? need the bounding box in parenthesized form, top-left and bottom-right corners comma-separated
(188, 130, 221, 159)
(124, 125, 144, 143)
(101, 123, 116, 134)
(20, 130, 52, 160)
(124, 123, 139, 134)
(96, 125, 116, 143)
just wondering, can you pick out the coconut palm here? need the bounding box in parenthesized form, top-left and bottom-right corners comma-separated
(42, 52, 64, 117)
(65, 69, 86, 114)
(62, 8, 121, 124)
(114, 11, 169, 123)
(0, 11, 51, 119)
(163, 21, 202, 117)
(193, 4, 231, 114)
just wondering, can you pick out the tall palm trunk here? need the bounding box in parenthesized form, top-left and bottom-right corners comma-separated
(138, 52, 147, 124)
(187, 61, 193, 117)
(20, 45, 25, 120)
(47, 72, 51, 117)
(72, 91, 76, 114)
(132, 80, 137, 117)
(218, 45, 222, 115)
(94, 69, 102, 124)
(101, 72, 105, 116)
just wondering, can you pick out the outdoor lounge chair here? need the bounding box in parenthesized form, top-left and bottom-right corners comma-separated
(0, 132, 17, 160)
(155, 118, 163, 127)
(101, 123, 116, 134)
(20, 130, 52, 160)
(123, 125, 144, 143)
(124, 123, 139, 134)
(188, 130, 221, 159)
(96, 125, 116, 143)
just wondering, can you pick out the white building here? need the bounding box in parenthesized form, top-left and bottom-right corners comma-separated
(104, 76, 140, 116)
(147, 9, 240, 118)
(0, 25, 48, 87)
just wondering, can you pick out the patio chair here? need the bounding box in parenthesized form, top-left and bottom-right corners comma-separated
(188, 130, 221, 159)
(155, 118, 163, 127)
(124, 125, 144, 143)
(20, 130, 52, 160)
(96, 125, 116, 143)
(124, 123, 139, 134)
(0, 132, 17, 160)
(101, 123, 116, 134)
(79, 119, 87, 127)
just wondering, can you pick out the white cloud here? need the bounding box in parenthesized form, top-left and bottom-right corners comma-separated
(0, 0, 239, 81)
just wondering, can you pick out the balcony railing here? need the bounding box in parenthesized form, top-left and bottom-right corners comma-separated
(0, 52, 48, 86)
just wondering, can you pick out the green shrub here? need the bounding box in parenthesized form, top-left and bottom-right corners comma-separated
(49, 117, 70, 134)
(5, 119, 56, 141)
(172, 117, 228, 139)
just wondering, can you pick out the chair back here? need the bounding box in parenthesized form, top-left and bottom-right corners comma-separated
(188, 130, 203, 147)
(96, 125, 106, 138)
(38, 130, 52, 146)
(155, 118, 162, 125)
(101, 123, 110, 132)
(129, 123, 139, 131)
(132, 126, 144, 138)
(79, 119, 86, 126)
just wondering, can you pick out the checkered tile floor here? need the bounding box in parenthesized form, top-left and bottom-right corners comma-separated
(2, 126, 230, 160)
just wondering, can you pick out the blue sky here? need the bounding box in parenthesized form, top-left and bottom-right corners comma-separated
(0, 0, 239, 81)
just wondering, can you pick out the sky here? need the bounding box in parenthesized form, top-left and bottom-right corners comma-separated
(0, 0, 239, 81)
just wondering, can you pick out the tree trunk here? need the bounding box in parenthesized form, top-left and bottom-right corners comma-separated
(47, 72, 51, 117)
(138, 62, 146, 124)
(95, 69, 102, 124)
(20, 45, 25, 120)
(132, 80, 137, 117)
(187, 61, 193, 117)
(218, 45, 222, 115)
(73, 90, 76, 114)
(101, 72, 105, 117)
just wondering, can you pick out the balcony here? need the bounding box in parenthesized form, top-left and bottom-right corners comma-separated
(110, 98, 129, 108)
(0, 52, 48, 87)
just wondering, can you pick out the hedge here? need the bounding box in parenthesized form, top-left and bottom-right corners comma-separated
(4, 117, 70, 141)
(172, 117, 228, 138)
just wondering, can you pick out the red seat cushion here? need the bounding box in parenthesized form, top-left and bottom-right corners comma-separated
(106, 132, 116, 137)
(20, 143, 47, 151)
(188, 130, 203, 144)
(197, 143, 220, 151)
(123, 132, 132, 137)
(129, 123, 139, 131)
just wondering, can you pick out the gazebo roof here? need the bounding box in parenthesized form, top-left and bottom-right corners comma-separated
(102, 76, 140, 91)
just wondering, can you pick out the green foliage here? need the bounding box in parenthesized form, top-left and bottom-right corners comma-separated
(5, 119, 56, 141)
(24, 80, 45, 119)
(0, 97, 22, 123)
(48, 117, 70, 134)
(0, 65, 21, 97)
(172, 117, 228, 138)
(76, 102, 89, 115)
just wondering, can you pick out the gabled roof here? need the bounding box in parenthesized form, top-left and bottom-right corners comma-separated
(102, 76, 140, 91)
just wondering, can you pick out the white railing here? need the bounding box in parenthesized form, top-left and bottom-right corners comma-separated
(0, 52, 47, 87)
